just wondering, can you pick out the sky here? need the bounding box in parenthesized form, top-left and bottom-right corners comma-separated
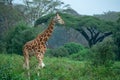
(13, 0, 120, 15)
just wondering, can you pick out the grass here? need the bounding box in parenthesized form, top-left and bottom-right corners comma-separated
(0, 54, 120, 80)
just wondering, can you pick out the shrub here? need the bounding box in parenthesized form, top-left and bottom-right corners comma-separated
(46, 42, 85, 58)
(63, 42, 84, 55)
(4, 22, 43, 55)
(46, 47, 69, 57)
(0, 54, 25, 80)
(90, 38, 116, 67)
(70, 49, 90, 61)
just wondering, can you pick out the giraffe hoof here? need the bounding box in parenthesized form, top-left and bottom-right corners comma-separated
(42, 62, 45, 68)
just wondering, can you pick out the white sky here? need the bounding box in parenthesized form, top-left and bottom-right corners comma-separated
(13, 0, 120, 15)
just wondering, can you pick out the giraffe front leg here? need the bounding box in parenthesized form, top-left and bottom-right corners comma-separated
(36, 53, 44, 76)
(38, 60, 45, 69)
(36, 53, 45, 69)
(38, 55, 42, 69)
(41, 53, 45, 68)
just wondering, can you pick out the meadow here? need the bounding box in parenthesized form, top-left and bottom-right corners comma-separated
(0, 54, 120, 80)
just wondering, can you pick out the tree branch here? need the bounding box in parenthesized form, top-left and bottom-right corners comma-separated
(96, 32, 112, 42)
(76, 28, 90, 41)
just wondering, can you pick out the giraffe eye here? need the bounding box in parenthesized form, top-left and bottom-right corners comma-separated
(58, 19, 61, 21)
(57, 19, 61, 22)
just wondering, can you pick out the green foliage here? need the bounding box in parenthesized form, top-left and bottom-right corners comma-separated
(35, 13, 81, 27)
(94, 11, 120, 22)
(3, 22, 43, 55)
(91, 38, 116, 67)
(35, 14, 55, 26)
(0, 4, 24, 38)
(69, 49, 90, 61)
(0, 54, 120, 80)
(112, 16, 120, 60)
(46, 47, 69, 57)
(59, 13, 81, 27)
(63, 42, 84, 55)
(46, 42, 85, 58)
(76, 15, 114, 32)
(0, 54, 24, 80)
(22, 0, 68, 25)
(35, 13, 114, 31)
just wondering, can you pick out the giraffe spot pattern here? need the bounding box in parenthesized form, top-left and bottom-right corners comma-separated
(23, 14, 64, 69)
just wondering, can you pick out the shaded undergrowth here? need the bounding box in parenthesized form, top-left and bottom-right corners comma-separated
(0, 54, 120, 80)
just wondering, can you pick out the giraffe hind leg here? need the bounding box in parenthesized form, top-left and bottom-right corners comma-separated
(23, 49, 31, 79)
(23, 50, 30, 70)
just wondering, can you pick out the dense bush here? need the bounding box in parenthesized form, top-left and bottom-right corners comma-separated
(0, 54, 120, 80)
(46, 47, 69, 57)
(69, 48, 90, 61)
(90, 38, 116, 67)
(0, 54, 24, 80)
(3, 22, 43, 55)
(46, 42, 86, 58)
(63, 42, 84, 55)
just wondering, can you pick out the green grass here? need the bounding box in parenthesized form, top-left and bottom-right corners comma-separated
(0, 54, 120, 80)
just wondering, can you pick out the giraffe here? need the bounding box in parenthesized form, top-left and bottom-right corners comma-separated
(23, 13, 64, 70)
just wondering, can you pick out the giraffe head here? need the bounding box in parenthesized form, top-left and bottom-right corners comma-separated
(54, 13, 64, 24)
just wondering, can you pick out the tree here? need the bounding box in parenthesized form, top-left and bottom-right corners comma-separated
(75, 16, 113, 47)
(91, 38, 116, 67)
(94, 11, 120, 22)
(0, 0, 13, 5)
(0, 4, 24, 38)
(35, 13, 114, 47)
(3, 22, 43, 54)
(112, 15, 120, 60)
(60, 14, 113, 48)
(22, 0, 69, 25)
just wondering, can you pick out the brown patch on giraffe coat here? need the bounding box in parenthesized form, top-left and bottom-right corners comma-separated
(49, 29, 53, 33)
(47, 33, 51, 37)
(46, 30, 49, 33)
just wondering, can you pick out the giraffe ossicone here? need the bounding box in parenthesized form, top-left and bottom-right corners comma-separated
(23, 13, 64, 70)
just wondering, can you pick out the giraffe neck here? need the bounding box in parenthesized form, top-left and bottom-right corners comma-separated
(37, 18, 55, 43)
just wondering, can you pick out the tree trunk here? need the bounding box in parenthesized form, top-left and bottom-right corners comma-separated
(76, 27, 112, 47)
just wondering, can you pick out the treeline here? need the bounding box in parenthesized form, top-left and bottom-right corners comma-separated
(0, 12, 120, 61)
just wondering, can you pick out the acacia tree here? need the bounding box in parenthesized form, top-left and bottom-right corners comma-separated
(35, 13, 113, 47)
(59, 14, 113, 47)
(75, 16, 113, 47)
(22, 0, 69, 25)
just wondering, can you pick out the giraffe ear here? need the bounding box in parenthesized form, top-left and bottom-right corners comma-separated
(56, 12, 59, 16)
(56, 13, 60, 18)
